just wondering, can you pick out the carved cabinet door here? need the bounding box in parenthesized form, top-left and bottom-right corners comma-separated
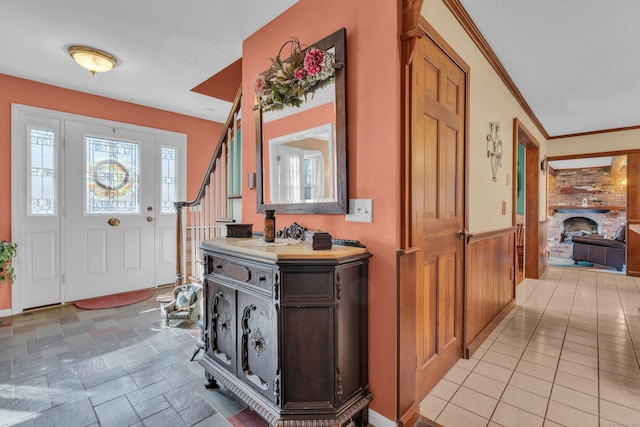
(237, 291, 279, 405)
(206, 279, 237, 375)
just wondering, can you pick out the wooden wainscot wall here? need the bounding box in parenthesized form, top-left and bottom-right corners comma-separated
(465, 227, 516, 357)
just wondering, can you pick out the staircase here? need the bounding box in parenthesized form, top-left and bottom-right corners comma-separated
(174, 86, 242, 287)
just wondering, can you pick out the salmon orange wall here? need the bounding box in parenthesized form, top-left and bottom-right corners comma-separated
(243, 0, 401, 420)
(0, 73, 223, 310)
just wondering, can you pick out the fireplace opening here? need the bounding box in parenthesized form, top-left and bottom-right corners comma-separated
(560, 217, 599, 243)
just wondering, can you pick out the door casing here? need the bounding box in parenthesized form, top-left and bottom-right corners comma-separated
(512, 118, 541, 279)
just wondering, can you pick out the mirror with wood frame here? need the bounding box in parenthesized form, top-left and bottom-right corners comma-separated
(256, 28, 347, 214)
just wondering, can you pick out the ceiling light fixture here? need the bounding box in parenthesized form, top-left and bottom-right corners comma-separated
(68, 45, 117, 75)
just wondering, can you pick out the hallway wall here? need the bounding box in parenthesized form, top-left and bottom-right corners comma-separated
(548, 128, 640, 157)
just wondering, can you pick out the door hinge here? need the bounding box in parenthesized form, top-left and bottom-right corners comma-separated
(62, 273, 66, 284)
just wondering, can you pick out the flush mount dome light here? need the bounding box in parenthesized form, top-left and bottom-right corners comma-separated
(68, 45, 117, 75)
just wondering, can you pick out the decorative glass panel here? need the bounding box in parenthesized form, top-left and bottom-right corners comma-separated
(30, 128, 56, 215)
(86, 137, 139, 214)
(161, 146, 177, 213)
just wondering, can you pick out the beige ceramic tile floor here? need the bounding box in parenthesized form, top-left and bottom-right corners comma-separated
(420, 267, 640, 427)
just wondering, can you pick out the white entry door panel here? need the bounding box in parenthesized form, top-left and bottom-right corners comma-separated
(64, 122, 156, 301)
(11, 112, 63, 308)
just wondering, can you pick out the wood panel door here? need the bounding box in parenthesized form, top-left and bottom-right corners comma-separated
(411, 35, 466, 399)
(626, 153, 640, 276)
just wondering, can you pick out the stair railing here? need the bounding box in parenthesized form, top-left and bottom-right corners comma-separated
(174, 86, 242, 287)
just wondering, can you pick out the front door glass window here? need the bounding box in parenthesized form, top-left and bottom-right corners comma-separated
(86, 136, 139, 214)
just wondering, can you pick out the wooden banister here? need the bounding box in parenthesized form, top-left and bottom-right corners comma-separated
(174, 85, 242, 287)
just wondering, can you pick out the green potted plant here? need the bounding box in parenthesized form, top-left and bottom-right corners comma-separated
(0, 241, 17, 285)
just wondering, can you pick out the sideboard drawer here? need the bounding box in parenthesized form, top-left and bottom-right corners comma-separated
(208, 255, 276, 293)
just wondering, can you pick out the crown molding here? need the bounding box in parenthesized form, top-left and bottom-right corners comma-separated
(548, 123, 640, 140)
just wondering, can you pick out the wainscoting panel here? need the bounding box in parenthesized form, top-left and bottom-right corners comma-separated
(465, 227, 516, 357)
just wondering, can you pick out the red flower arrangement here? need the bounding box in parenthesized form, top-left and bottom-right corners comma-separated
(252, 38, 343, 112)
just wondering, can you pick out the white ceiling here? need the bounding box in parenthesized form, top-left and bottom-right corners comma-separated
(2, 1, 638, 135)
(0, 0, 297, 123)
(460, 0, 640, 137)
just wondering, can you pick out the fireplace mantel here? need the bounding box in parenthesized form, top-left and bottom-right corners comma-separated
(549, 205, 626, 216)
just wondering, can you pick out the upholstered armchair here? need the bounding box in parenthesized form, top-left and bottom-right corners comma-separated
(163, 284, 202, 327)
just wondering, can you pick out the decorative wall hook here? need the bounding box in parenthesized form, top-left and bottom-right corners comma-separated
(486, 122, 503, 182)
(541, 155, 547, 175)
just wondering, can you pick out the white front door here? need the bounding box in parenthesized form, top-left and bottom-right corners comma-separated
(64, 123, 157, 301)
(12, 105, 185, 311)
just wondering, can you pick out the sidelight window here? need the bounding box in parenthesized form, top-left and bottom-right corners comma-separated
(161, 146, 177, 213)
(29, 128, 56, 215)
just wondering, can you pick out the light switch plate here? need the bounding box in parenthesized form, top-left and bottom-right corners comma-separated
(346, 199, 373, 223)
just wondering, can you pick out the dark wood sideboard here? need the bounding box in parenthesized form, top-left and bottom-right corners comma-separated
(199, 237, 372, 426)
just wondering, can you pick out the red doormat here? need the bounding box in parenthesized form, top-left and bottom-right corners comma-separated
(74, 289, 155, 310)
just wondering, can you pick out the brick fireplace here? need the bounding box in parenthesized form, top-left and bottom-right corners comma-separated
(548, 210, 626, 258)
(547, 165, 627, 258)
(560, 216, 599, 242)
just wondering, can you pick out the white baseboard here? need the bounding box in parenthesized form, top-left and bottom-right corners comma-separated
(369, 409, 396, 427)
(0, 308, 13, 319)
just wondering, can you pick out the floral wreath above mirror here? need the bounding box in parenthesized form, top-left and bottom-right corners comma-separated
(251, 37, 344, 112)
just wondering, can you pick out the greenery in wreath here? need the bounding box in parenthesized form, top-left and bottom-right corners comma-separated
(252, 37, 343, 112)
(0, 241, 17, 285)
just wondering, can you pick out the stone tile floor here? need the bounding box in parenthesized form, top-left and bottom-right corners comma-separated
(0, 286, 269, 427)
